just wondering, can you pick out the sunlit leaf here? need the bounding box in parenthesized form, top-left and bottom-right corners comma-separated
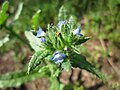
(0, 11, 7, 26)
(14, 2, 23, 21)
(31, 9, 41, 29)
(25, 31, 42, 51)
(0, 34, 9, 47)
(2, 1, 9, 12)
(0, 1, 9, 26)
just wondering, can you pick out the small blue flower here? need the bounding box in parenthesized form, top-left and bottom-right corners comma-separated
(58, 21, 67, 29)
(36, 27, 46, 43)
(73, 26, 83, 36)
(36, 27, 46, 37)
(51, 52, 66, 64)
(40, 37, 46, 43)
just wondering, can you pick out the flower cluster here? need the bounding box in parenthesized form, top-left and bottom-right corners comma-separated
(36, 21, 83, 64)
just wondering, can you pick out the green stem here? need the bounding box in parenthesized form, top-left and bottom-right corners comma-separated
(4, 25, 31, 49)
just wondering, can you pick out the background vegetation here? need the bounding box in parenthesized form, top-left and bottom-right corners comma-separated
(0, 0, 120, 90)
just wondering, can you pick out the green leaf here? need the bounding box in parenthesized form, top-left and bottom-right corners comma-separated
(58, 6, 68, 21)
(44, 54, 53, 60)
(46, 26, 57, 49)
(14, 2, 23, 21)
(71, 53, 105, 80)
(49, 77, 64, 90)
(0, 71, 45, 88)
(27, 50, 49, 73)
(38, 65, 50, 74)
(0, 11, 7, 26)
(38, 63, 61, 78)
(75, 36, 90, 45)
(69, 16, 76, 30)
(25, 31, 43, 51)
(0, 1, 9, 26)
(61, 61, 71, 72)
(31, 9, 41, 29)
(2, 1, 9, 12)
(48, 64, 60, 77)
(0, 34, 9, 47)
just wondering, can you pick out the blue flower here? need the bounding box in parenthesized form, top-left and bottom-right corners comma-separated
(58, 21, 67, 29)
(51, 52, 66, 64)
(40, 37, 46, 43)
(36, 27, 46, 43)
(73, 26, 83, 36)
(36, 27, 46, 37)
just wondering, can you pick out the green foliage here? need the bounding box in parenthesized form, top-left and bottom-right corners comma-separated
(71, 53, 105, 79)
(25, 31, 42, 51)
(111, 82, 120, 90)
(49, 77, 64, 90)
(0, 71, 46, 88)
(27, 50, 49, 74)
(63, 83, 85, 90)
(74, 36, 90, 45)
(58, 6, 69, 21)
(0, 34, 9, 47)
(74, 86, 85, 90)
(25, 6, 104, 80)
(0, 1, 114, 89)
(61, 61, 71, 72)
(31, 9, 41, 30)
(0, 1, 9, 26)
(14, 2, 23, 21)
(2, 1, 9, 12)
(84, 0, 120, 42)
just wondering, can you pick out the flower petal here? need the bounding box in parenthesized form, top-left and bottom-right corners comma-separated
(51, 52, 66, 64)
(58, 21, 67, 29)
(40, 37, 46, 43)
(36, 27, 46, 37)
(73, 26, 83, 36)
(78, 33, 83, 36)
(54, 59, 64, 64)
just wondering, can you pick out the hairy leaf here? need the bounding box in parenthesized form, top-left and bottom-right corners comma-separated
(71, 53, 105, 79)
(27, 50, 49, 73)
(25, 31, 43, 51)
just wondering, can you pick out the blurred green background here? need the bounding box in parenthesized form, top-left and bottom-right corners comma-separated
(0, 0, 120, 90)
